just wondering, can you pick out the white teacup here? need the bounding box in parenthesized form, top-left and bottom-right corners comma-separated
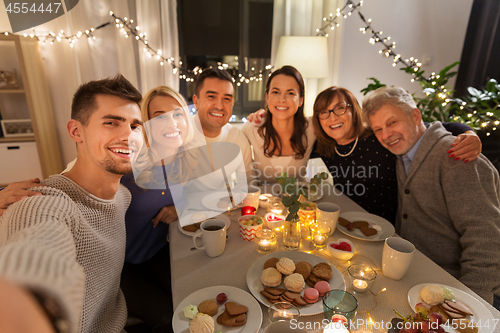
(239, 185, 261, 209)
(382, 237, 415, 280)
(316, 202, 340, 235)
(192, 219, 227, 257)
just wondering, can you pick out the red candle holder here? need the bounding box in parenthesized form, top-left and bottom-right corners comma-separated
(241, 206, 257, 216)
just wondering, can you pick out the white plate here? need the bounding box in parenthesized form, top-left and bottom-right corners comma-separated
(408, 283, 495, 333)
(202, 191, 244, 212)
(246, 251, 345, 316)
(177, 212, 231, 236)
(337, 212, 395, 241)
(172, 285, 262, 333)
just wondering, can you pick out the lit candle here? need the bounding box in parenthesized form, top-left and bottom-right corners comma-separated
(271, 208, 283, 215)
(352, 279, 368, 293)
(241, 206, 256, 215)
(313, 234, 326, 245)
(259, 239, 273, 251)
(324, 315, 349, 333)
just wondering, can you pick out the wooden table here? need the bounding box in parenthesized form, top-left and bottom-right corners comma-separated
(169, 186, 500, 333)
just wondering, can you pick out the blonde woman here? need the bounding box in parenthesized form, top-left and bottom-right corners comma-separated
(121, 85, 200, 332)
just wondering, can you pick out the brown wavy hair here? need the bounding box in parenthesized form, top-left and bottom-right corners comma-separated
(312, 86, 370, 158)
(258, 66, 308, 159)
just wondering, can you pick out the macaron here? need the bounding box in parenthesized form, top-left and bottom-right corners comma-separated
(314, 281, 330, 297)
(303, 288, 319, 304)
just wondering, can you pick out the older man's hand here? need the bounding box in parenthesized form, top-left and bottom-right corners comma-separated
(0, 178, 44, 216)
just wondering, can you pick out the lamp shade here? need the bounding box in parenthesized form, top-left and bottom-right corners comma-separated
(274, 36, 329, 78)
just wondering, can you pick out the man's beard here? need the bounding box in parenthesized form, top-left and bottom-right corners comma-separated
(101, 156, 133, 175)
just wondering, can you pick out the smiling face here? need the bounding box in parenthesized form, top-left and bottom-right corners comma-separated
(147, 95, 188, 155)
(265, 74, 303, 121)
(369, 103, 423, 155)
(193, 77, 234, 137)
(319, 95, 355, 145)
(78, 94, 143, 175)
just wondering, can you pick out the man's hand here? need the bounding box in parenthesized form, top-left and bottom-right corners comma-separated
(448, 130, 482, 162)
(0, 178, 44, 216)
(246, 109, 267, 123)
(151, 205, 178, 228)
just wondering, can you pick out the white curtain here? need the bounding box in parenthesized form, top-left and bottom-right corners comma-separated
(8, 0, 179, 166)
(271, 0, 344, 115)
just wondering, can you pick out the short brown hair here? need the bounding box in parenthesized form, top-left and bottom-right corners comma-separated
(71, 74, 142, 126)
(194, 68, 234, 97)
(312, 86, 369, 158)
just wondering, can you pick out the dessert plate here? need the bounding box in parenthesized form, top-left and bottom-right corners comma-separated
(177, 212, 231, 236)
(337, 212, 395, 241)
(201, 191, 244, 212)
(246, 251, 345, 316)
(172, 285, 262, 333)
(408, 283, 495, 333)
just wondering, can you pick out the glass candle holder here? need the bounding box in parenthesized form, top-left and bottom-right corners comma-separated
(310, 224, 331, 248)
(347, 264, 377, 294)
(322, 290, 357, 323)
(267, 196, 285, 215)
(268, 302, 300, 322)
(298, 201, 316, 239)
(254, 229, 277, 253)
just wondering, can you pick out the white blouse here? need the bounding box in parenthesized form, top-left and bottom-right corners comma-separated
(241, 118, 316, 184)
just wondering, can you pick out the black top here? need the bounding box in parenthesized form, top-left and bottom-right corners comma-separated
(311, 122, 473, 224)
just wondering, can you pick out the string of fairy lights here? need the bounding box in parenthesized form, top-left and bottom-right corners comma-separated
(315, 1, 498, 133)
(1, 3, 497, 130)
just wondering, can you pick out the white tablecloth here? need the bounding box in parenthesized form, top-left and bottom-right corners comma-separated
(169, 186, 500, 333)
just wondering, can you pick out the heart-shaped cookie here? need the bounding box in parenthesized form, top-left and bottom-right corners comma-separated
(225, 302, 249, 316)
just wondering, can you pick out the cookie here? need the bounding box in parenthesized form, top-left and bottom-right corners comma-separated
(217, 310, 236, 326)
(312, 263, 332, 281)
(264, 257, 279, 269)
(306, 278, 316, 288)
(225, 302, 248, 316)
(260, 290, 280, 300)
(294, 261, 312, 280)
(261, 267, 282, 287)
(283, 292, 306, 306)
(198, 300, 218, 316)
(338, 217, 351, 227)
(264, 287, 286, 296)
(360, 226, 377, 237)
(182, 224, 198, 232)
(276, 257, 295, 275)
(353, 221, 369, 229)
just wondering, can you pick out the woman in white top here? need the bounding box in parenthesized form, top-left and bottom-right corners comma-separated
(242, 66, 315, 184)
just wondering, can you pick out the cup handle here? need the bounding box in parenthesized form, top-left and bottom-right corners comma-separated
(193, 230, 205, 250)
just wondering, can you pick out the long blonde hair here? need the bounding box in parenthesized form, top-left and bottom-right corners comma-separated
(134, 86, 200, 188)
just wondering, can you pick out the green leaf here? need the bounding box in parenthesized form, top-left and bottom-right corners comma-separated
(282, 195, 295, 207)
(468, 87, 482, 97)
(289, 202, 300, 215)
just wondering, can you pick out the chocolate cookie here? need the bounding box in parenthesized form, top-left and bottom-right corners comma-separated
(360, 226, 377, 236)
(312, 263, 332, 281)
(264, 287, 286, 296)
(338, 217, 351, 227)
(264, 257, 279, 269)
(225, 302, 248, 316)
(353, 221, 369, 229)
(217, 310, 246, 327)
(294, 261, 312, 280)
(305, 278, 316, 288)
(198, 300, 218, 316)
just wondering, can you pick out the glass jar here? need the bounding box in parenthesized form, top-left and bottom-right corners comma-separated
(283, 214, 301, 251)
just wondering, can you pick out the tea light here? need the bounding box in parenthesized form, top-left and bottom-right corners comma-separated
(310, 224, 331, 248)
(267, 196, 285, 215)
(254, 229, 277, 253)
(324, 314, 350, 333)
(352, 279, 368, 293)
(241, 206, 256, 216)
(347, 264, 377, 294)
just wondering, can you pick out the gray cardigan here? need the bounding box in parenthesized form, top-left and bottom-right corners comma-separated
(396, 122, 500, 304)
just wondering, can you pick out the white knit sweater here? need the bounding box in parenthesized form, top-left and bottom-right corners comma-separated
(0, 175, 130, 332)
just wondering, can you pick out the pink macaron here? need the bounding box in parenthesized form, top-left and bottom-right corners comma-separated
(303, 288, 319, 304)
(314, 281, 330, 297)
